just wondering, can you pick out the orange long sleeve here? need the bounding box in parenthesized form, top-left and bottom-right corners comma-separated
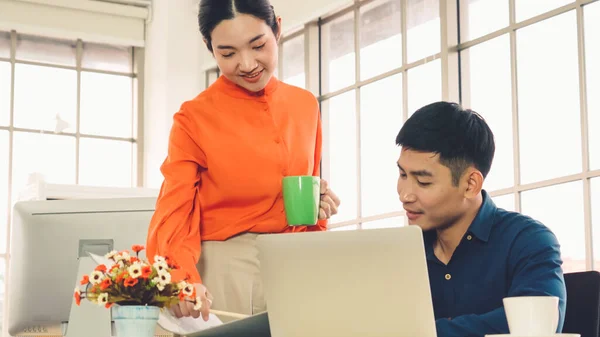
(146, 76, 326, 283)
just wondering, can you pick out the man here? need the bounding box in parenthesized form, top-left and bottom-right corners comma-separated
(395, 101, 566, 336)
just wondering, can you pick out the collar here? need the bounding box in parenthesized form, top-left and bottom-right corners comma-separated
(423, 190, 497, 249)
(466, 190, 497, 243)
(214, 74, 279, 100)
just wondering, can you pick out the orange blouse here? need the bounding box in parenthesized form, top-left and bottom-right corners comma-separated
(146, 75, 327, 283)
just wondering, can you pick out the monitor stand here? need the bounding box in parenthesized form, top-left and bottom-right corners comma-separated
(65, 256, 112, 337)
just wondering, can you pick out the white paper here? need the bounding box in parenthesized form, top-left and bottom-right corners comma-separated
(86, 252, 224, 334)
(87, 252, 113, 267)
(157, 309, 223, 335)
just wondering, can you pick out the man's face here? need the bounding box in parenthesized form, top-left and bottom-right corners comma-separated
(397, 148, 467, 231)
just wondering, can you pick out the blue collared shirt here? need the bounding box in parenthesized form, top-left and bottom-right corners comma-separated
(427, 190, 566, 337)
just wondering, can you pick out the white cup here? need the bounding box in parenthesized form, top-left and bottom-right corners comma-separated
(503, 296, 559, 336)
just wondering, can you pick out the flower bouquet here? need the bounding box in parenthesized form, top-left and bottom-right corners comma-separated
(73, 245, 201, 337)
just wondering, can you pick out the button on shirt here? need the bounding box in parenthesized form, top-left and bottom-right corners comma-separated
(426, 190, 566, 337)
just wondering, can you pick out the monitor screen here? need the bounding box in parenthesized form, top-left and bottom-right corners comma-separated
(7, 197, 157, 336)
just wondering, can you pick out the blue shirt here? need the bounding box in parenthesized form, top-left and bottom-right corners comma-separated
(427, 190, 566, 337)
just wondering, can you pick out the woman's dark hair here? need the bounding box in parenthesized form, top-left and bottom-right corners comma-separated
(199, 0, 279, 52)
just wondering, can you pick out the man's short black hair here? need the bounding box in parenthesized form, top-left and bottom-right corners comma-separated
(396, 101, 495, 186)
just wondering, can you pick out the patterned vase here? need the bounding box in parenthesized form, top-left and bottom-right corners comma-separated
(112, 305, 160, 337)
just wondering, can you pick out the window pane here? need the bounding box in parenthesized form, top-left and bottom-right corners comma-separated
(0, 61, 10, 126)
(407, 59, 441, 115)
(0, 32, 9, 59)
(521, 181, 585, 273)
(592, 178, 600, 270)
(491, 193, 515, 212)
(517, 12, 581, 184)
(0, 131, 8, 253)
(329, 224, 358, 231)
(321, 12, 356, 93)
(282, 35, 305, 89)
(362, 216, 404, 230)
(462, 35, 514, 191)
(360, 74, 403, 217)
(586, 2, 600, 170)
(14, 64, 76, 132)
(80, 72, 133, 138)
(360, 0, 402, 80)
(79, 138, 133, 188)
(407, 0, 440, 63)
(11, 132, 76, 201)
(459, 0, 509, 41)
(82, 42, 133, 73)
(516, 0, 572, 22)
(322, 91, 358, 223)
(15, 34, 76, 67)
(0, 258, 6, 333)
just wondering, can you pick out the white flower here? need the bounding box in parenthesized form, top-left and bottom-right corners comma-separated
(127, 262, 143, 279)
(182, 284, 195, 297)
(154, 255, 166, 263)
(193, 297, 202, 311)
(90, 271, 104, 285)
(114, 251, 130, 263)
(156, 283, 165, 291)
(105, 250, 118, 260)
(156, 272, 171, 284)
(177, 281, 187, 290)
(153, 261, 169, 275)
(97, 293, 108, 306)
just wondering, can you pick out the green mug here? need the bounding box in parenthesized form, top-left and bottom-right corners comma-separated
(282, 175, 320, 226)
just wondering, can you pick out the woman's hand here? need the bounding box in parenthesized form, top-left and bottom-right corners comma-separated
(318, 179, 340, 220)
(170, 283, 213, 321)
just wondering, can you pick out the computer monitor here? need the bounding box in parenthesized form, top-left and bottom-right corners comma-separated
(7, 197, 158, 336)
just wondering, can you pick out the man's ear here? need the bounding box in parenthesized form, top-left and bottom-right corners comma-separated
(463, 168, 483, 199)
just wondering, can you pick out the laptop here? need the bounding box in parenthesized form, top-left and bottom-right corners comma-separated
(256, 226, 437, 337)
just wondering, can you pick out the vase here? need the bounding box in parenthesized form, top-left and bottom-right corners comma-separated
(112, 305, 160, 337)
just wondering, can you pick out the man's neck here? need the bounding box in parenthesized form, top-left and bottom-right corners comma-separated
(434, 194, 483, 265)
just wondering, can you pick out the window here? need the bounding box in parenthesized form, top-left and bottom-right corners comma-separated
(406, 0, 440, 63)
(359, 0, 402, 80)
(321, 90, 358, 223)
(461, 35, 513, 191)
(521, 182, 586, 273)
(0, 31, 139, 333)
(277, 0, 599, 272)
(281, 34, 306, 88)
(459, 1, 597, 272)
(517, 11, 581, 184)
(593, 177, 600, 270)
(459, 0, 509, 41)
(586, 2, 600, 171)
(321, 11, 356, 94)
(317, 0, 443, 230)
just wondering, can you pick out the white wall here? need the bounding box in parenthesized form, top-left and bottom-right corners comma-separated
(142, 0, 213, 188)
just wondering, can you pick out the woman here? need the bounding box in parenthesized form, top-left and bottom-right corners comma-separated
(146, 0, 340, 322)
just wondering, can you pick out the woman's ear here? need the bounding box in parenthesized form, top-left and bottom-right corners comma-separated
(275, 16, 282, 41)
(203, 38, 213, 55)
